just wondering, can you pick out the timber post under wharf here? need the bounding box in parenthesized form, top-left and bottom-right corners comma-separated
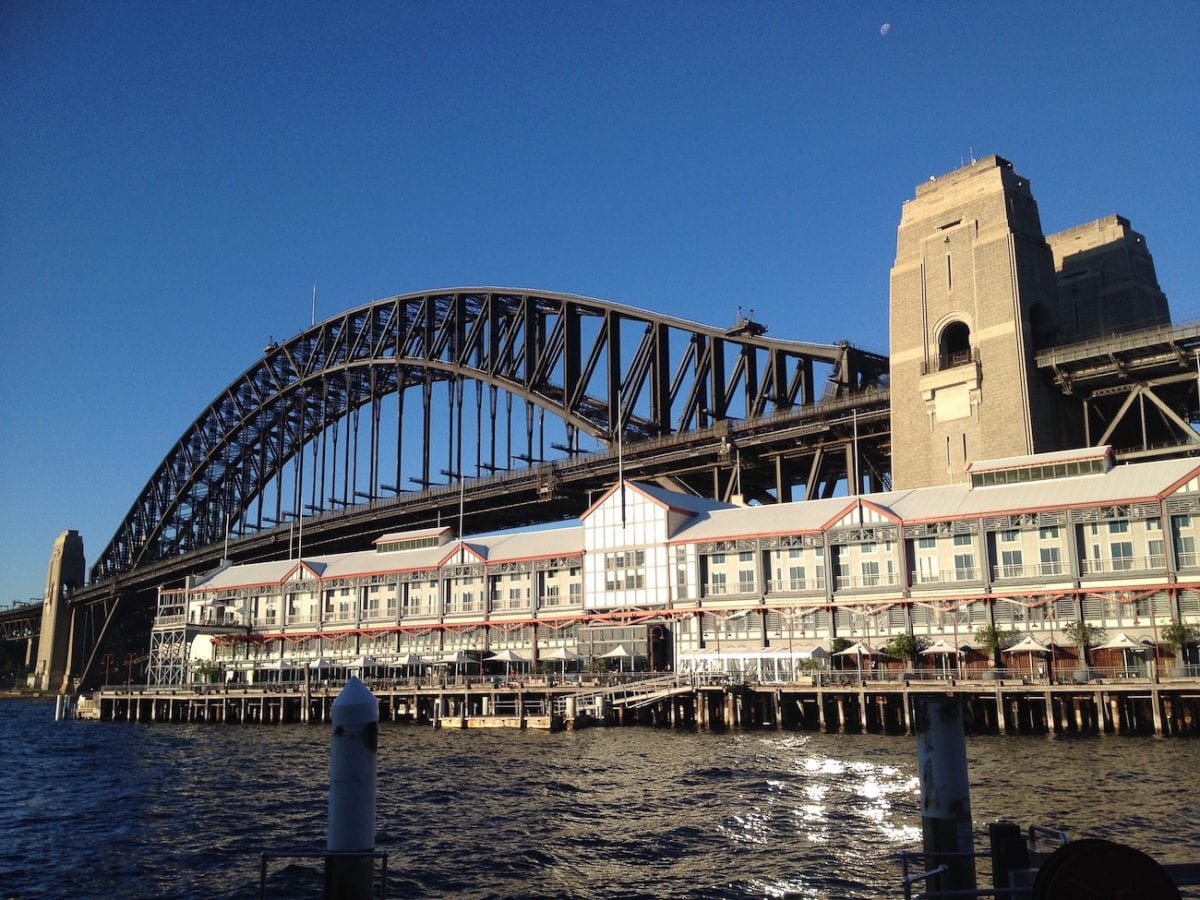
(79, 672, 1200, 737)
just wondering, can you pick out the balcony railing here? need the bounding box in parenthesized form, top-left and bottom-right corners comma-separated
(911, 567, 978, 585)
(920, 347, 980, 376)
(834, 573, 900, 590)
(765, 578, 827, 593)
(1080, 554, 1166, 575)
(993, 561, 1069, 580)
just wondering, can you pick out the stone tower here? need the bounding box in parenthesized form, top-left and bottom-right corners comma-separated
(888, 156, 1068, 490)
(30, 530, 85, 691)
(1046, 214, 1170, 341)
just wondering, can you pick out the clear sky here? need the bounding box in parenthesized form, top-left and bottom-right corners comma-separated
(1, 1, 1197, 604)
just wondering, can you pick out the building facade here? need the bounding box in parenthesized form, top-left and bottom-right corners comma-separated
(148, 448, 1200, 685)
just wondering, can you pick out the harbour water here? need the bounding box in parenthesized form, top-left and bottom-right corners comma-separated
(2, 698, 1197, 898)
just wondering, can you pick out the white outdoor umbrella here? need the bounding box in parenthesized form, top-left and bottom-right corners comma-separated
(540, 646, 581, 677)
(599, 644, 632, 672)
(485, 648, 527, 678)
(349, 655, 377, 673)
(921, 638, 961, 674)
(1004, 635, 1050, 676)
(834, 641, 881, 677)
(440, 650, 472, 679)
(1092, 632, 1150, 673)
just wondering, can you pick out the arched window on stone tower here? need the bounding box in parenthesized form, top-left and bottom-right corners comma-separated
(938, 321, 972, 370)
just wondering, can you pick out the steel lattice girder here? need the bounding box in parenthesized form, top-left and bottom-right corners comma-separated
(92, 289, 886, 583)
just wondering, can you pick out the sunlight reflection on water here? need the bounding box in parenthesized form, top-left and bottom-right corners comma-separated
(3, 700, 1198, 899)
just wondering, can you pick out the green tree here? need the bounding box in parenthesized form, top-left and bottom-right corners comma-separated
(1161, 622, 1198, 664)
(884, 632, 928, 667)
(1061, 619, 1103, 656)
(975, 624, 1018, 668)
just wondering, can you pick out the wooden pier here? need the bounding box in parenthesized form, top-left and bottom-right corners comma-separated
(81, 673, 1200, 737)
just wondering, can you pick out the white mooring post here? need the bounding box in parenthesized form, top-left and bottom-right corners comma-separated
(324, 676, 378, 900)
(913, 693, 977, 893)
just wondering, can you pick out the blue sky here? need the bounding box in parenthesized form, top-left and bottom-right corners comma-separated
(1, 1, 1197, 603)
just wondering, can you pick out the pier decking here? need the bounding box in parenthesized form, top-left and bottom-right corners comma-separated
(80, 671, 1200, 737)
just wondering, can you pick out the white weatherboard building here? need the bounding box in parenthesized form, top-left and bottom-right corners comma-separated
(147, 446, 1200, 685)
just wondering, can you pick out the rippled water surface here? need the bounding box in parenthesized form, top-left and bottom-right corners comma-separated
(2, 698, 1197, 898)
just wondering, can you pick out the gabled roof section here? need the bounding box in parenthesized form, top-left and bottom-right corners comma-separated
(823, 497, 901, 530)
(283, 560, 327, 582)
(581, 479, 736, 521)
(438, 541, 488, 566)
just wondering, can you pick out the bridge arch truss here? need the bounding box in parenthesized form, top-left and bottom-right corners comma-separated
(92, 289, 886, 585)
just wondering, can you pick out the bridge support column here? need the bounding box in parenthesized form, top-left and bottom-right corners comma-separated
(29, 530, 85, 692)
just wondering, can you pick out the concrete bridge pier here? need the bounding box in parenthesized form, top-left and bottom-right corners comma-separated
(29, 530, 85, 692)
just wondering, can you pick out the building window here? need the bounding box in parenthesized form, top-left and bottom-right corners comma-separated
(1038, 526, 1059, 540)
(1000, 549, 1023, 578)
(953, 553, 975, 580)
(861, 561, 880, 586)
(918, 537, 936, 550)
(953, 533, 972, 547)
(1039, 546, 1062, 575)
(788, 565, 805, 590)
(1110, 541, 1133, 571)
(1108, 521, 1130, 535)
(1000, 529, 1019, 543)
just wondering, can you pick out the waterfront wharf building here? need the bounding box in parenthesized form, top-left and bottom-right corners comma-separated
(148, 444, 1200, 688)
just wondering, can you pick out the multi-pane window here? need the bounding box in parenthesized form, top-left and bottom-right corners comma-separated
(1039, 546, 1062, 575)
(953, 553, 975, 580)
(1000, 549, 1023, 577)
(788, 565, 805, 589)
(1175, 533, 1196, 567)
(605, 550, 646, 591)
(1110, 541, 1133, 570)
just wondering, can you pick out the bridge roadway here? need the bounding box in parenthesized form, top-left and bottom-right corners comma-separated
(66, 389, 891, 613)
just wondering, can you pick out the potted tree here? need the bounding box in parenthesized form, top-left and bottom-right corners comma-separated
(1161, 622, 1198, 678)
(975, 624, 1017, 679)
(1062, 619, 1103, 683)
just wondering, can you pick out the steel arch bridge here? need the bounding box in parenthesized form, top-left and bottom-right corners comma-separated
(91, 288, 887, 587)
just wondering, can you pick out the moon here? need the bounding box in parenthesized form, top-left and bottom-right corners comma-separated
(880, 23, 891, 36)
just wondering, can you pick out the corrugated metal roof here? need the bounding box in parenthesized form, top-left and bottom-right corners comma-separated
(191, 523, 584, 591)
(373, 526, 453, 544)
(629, 481, 736, 516)
(967, 445, 1113, 472)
